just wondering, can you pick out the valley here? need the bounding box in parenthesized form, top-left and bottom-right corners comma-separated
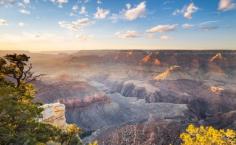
(2, 50, 236, 144)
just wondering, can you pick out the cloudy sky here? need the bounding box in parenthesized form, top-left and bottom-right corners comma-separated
(0, 0, 236, 51)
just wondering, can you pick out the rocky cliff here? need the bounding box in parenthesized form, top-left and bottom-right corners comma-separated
(40, 102, 67, 128)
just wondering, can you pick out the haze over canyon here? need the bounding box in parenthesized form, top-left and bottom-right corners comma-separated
(1, 50, 235, 145)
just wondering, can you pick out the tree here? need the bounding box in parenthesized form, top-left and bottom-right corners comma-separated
(0, 76, 61, 144)
(1, 54, 42, 88)
(180, 124, 236, 145)
(0, 54, 82, 145)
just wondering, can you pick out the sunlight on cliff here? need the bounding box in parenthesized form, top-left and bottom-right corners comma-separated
(141, 54, 152, 63)
(210, 53, 223, 63)
(127, 51, 133, 56)
(153, 65, 180, 80)
(209, 86, 224, 95)
(154, 58, 161, 65)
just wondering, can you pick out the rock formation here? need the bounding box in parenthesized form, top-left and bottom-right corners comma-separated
(40, 102, 67, 128)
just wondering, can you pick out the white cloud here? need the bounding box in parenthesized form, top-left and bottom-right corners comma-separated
(160, 35, 171, 40)
(18, 22, 25, 27)
(115, 30, 140, 39)
(0, 0, 16, 6)
(182, 23, 194, 29)
(172, 9, 181, 16)
(23, 0, 30, 4)
(146, 24, 178, 33)
(50, 0, 68, 7)
(126, 3, 131, 9)
(218, 0, 236, 11)
(59, 18, 93, 31)
(70, 5, 87, 16)
(97, 0, 102, 4)
(109, 13, 121, 23)
(80, 6, 87, 15)
(18, 2, 26, 8)
(75, 33, 94, 41)
(94, 7, 110, 19)
(184, 3, 198, 19)
(69, 5, 77, 16)
(124, 1, 146, 21)
(0, 19, 8, 26)
(72, 5, 79, 11)
(0, 0, 29, 8)
(19, 9, 30, 15)
(173, 2, 198, 19)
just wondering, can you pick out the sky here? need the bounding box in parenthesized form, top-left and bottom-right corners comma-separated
(0, 0, 236, 51)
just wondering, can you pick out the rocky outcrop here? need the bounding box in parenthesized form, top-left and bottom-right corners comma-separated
(40, 102, 67, 128)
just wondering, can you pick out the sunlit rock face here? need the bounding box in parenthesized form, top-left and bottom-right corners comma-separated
(40, 102, 67, 128)
(152, 65, 192, 81)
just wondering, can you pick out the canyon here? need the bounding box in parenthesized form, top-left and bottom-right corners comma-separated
(1, 50, 236, 145)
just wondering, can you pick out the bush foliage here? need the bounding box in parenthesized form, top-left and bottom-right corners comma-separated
(180, 124, 236, 145)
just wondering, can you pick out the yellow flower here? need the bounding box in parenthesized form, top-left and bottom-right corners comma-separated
(89, 140, 98, 145)
(66, 124, 81, 134)
(225, 129, 236, 138)
(180, 124, 236, 145)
